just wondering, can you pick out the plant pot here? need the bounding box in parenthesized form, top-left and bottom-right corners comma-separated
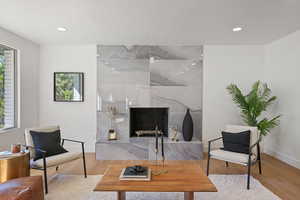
(182, 108, 194, 141)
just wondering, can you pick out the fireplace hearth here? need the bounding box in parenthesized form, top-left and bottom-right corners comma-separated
(129, 107, 168, 137)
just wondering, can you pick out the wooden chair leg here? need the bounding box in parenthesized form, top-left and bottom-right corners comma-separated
(118, 191, 126, 200)
(225, 161, 229, 167)
(184, 192, 194, 200)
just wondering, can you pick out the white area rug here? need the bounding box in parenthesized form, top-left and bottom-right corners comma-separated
(46, 174, 281, 200)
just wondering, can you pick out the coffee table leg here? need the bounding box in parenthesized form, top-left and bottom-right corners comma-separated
(184, 192, 194, 200)
(117, 191, 126, 200)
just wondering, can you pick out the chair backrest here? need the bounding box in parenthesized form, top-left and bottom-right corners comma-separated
(24, 125, 60, 158)
(225, 125, 259, 154)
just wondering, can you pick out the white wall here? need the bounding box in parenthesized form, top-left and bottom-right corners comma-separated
(0, 27, 40, 151)
(1, 23, 299, 168)
(202, 45, 265, 148)
(36, 41, 300, 169)
(18, 31, 299, 167)
(264, 30, 300, 168)
(39, 45, 97, 152)
(203, 43, 300, 169)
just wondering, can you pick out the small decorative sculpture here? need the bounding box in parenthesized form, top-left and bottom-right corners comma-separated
(106, 105, 118, 140)
(170, 126, 179, 142)
(108, 129, 117, 140)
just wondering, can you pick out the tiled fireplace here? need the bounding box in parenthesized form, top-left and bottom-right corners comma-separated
(96, 45, 203, 160)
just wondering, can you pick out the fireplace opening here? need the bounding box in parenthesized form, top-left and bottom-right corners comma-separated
(129, 107, 168, 137)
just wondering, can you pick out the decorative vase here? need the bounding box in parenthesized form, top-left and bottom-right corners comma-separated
(182, 108, 193, 141)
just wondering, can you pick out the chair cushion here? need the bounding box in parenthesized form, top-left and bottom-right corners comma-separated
(221, 130, 250, 154)
(25, 125, 60, 159)
(31, 152, 82, 168)
(210, 149, 256, 165)
(30, 130, 68, 161)
(225, 125, 259, 155)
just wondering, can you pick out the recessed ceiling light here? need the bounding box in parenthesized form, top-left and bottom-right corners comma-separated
(232, 27, 243, 32)
(57, 27, 67, 32)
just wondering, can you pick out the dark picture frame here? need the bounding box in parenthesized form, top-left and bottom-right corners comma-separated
(54, 72, 84, 102)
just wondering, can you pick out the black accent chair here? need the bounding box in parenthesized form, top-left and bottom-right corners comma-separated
(24, 126, 87, 194)
(207, 125, 262, 190)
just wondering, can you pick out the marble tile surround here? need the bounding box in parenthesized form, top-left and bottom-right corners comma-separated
(96, 45, 203, 160)
(97, 45, 203, 143)
(96, 138, 203, 160)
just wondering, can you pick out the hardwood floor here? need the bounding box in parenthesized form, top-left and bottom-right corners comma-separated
(32, 153, 300, 200)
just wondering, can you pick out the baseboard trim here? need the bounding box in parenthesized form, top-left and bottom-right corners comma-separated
(264, 148, 300, 169)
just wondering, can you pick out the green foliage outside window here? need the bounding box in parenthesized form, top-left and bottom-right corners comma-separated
(0, 55, 5, 128)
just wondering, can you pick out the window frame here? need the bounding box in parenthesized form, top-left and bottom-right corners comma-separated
(0, 44, 18, 131)
(53, 72, 84, 102)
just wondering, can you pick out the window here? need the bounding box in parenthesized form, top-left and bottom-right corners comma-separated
(0, 45, 17, 130)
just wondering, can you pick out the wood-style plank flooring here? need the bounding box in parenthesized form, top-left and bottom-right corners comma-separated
(32, 153, 300, 200)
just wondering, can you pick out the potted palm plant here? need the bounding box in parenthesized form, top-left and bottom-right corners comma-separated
(227, 81, 281, 139)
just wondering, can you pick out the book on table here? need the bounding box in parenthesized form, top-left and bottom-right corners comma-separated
(119, 166, 151, 181)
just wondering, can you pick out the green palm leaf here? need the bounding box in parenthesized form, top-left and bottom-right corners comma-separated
(227, 81, 281, 137)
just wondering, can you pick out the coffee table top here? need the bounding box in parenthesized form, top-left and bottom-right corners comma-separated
(94, 161, 217, 192)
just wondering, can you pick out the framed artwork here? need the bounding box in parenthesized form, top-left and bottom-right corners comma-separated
(54, 72, 84, 102)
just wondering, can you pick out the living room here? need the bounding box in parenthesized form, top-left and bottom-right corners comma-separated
(0, 1, 300, 200)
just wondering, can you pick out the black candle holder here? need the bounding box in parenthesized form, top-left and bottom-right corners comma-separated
(153, 125, 168, 176)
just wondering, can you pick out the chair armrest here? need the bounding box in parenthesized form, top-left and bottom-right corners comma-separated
(62, 138, 84, 145)
(249, 139, 260, 154)
(247, 140, 260, 165)
(22, 145, 47, 170)
(208, 137, 223, 144)
(61, 138, 86, 158)
(208, 137, 222, 154)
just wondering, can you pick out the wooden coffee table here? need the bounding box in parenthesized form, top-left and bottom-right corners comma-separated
(94, 161, 217, 200)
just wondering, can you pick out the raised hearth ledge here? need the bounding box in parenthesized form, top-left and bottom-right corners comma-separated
(97, 137, 202, 144)
(96, 137, 203, 160)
